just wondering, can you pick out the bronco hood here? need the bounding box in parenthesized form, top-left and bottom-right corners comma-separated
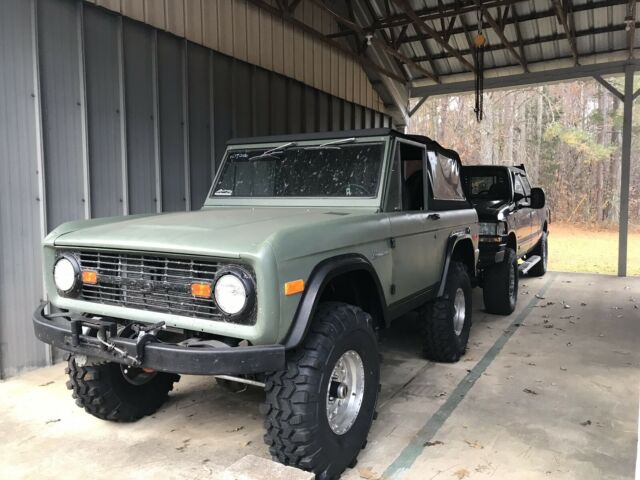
(52, 207, 374, 259)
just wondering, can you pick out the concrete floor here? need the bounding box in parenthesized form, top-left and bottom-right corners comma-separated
(0, 272, 638, 480)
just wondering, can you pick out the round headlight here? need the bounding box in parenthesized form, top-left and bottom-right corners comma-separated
(214, 273, 249, 315)
(54, 255, 80, 294)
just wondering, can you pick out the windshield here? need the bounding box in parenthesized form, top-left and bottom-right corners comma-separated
(211, 142, 384, 198)
(462, 169, 511, 200)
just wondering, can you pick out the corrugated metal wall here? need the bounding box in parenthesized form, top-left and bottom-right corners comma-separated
(87, 0, 387, 113)
(0, 0, 391, 378)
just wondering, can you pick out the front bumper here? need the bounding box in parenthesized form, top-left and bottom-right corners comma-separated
(478, 239, 507, 266)
(33, 303, 285, 375)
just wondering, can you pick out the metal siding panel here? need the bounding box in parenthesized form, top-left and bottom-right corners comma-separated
(331, 96, 341, 130)
(232, 0, 248, 62)
(246, 3, 261, 65)
(165, 0, 185, 37)
(311, 4, 322, 89)
(345, 59, 354, 103)
(271, 13, 284, 75)
(0, 0, 48, 377)
(321, 10, 331, 92)
(253, 67, 270, 135)
(122, 0, 145, 21)
(343, 101, 353, 129)
(282, 22, 294, 78)
(270, 74, 287, 134)
(364, 108, 372, 128)
(217, 0, 234, 56)
(259, 8, 273, 70)
(187, 43, 212, 209)
(233, 61, 253, 137)
(293, 26, 305, 82)
(330, 49, 339, 97)
(157, 32, 186, 212)
(202, 0, 219, 50)
(84, 6, 123, 218)
(316, 91, 329, 132)
(123, 20, 157, 214)
(212, 52, 232, 169)
(304, 86, 315, 133)
(184, 0, 203, 43)
(38, 0, 86, 230)
(96, 0, 121, 12)
(144, 0, 165, 29)
(354, 104, 362, 129)
(287, 79, 303, 134)
(303, 2, 313, 86)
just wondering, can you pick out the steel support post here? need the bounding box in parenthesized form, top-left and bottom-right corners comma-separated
(618, 64, 634, 277)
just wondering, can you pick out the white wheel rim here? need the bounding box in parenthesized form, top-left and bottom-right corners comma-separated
(326, 350, 365, 435)
(453, 288, 466, 336)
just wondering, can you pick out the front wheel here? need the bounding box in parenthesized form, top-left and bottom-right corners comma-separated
(483, 247, 518, 315)
(262, 302, 380, 480)
(422, 261, 472, 362)
(65, 355, 179, 422)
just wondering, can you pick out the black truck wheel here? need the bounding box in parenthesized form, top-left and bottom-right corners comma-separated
(65, 354, 179, 422)
(482, 247, 518, 315)
(262, 302, 380, 480)
(528, 232, 548, 277)
(423, 261, 472, 363)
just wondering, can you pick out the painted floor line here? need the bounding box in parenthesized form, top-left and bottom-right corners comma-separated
(382, 273, 556, 480)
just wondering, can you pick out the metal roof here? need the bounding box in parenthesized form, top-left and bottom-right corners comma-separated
(314, 0, 638, 112)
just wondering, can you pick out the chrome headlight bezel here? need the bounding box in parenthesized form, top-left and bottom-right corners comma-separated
(53, 253, 81, 296)
(212, 267, 256, 317)
(478, 221, 507, 236)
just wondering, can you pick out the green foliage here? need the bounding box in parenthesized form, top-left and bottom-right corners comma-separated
(543, 122, 615, 164)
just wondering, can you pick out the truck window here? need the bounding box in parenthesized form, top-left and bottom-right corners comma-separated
(427, 151, 465, 201)
(384, 141, 426, 211)
(463, 170, 510, 200)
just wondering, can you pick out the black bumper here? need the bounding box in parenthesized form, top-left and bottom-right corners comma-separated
(33, 303, 285, 376)
(478, 240, 507, 266)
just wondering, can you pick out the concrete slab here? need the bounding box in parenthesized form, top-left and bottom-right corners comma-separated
(0, 272, 637, 480)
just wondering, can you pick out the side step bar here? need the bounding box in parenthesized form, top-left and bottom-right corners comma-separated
(519, 255, 541, 274)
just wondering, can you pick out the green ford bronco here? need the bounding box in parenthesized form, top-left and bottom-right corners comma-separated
(34, 129, 478, 479)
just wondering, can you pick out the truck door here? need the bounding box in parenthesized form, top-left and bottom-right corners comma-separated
(512, 173, 534, 254)
(385, 140, 442, 301)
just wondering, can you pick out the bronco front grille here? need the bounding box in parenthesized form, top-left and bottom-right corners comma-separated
(70, 250, 253, 324)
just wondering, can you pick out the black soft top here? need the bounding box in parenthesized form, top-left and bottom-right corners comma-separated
(226, 128, 461, 162)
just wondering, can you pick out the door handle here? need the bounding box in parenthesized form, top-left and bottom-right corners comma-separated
(427, 213, 441, 220)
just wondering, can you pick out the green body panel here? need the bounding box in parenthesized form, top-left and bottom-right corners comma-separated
(42, 132, 479, 346)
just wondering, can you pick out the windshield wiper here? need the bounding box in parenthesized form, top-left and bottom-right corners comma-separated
(304, 137, 356, 150)
(250, 142, 297, 160)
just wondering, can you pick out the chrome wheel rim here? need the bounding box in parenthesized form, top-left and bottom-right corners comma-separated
(326, 350, 365, 435)
(453, 288, 466, 336)
(543, 238, 548, 269)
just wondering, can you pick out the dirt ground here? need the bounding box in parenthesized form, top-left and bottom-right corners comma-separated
(548, 222, 640, 276)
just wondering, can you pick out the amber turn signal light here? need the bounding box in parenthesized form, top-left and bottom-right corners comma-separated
(284, 279, 305, 296)
(191, 282, 212, 298)
(81, 270, 98, 285)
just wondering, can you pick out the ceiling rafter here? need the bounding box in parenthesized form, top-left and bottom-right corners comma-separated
(246, 0, 406, 83)
(628, 0, 637, 59)
(510, 3, 527, 71)
(552, 0, 579, 65)
(474, 1, 527, 72)
(409, 23, 638, 65)
(392, 0, 476, 73)
(309, 0, 439, 82)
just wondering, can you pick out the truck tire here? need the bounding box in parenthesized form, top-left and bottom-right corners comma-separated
(65, 354, 179, 422)
(528, 232, 548, 277)
(423, 261, 472, 363)
(482, 248, 518, 315)
(262, 302, 380, 480)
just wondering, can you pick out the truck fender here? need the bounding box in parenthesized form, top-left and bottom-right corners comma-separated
(437, 231, 476, 297)
(282, 254, 387, 350)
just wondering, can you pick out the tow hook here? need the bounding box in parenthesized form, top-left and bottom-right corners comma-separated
(134, 321, 166, 364)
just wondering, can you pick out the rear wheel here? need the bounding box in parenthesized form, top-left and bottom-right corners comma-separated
(65, 354, 179, 422)
(483, 248, 518, 315)
(528, 232, 548, 277)
(422, 261, 472, 362)
(262, 302, 380, 480)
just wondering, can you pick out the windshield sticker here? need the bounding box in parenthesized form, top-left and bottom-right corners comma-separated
(214, 189, 233, 196)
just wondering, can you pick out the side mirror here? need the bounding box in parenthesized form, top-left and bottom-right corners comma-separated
(513, 192, 525, 204)
(530, 187, 546, 209)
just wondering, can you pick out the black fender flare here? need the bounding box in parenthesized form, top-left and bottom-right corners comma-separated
(437, 230, 476, 297)
(282, 254, 387, 350)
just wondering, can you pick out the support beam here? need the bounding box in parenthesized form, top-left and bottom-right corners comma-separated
(552, 0, 579, 65)
(411, 60, 638, 97)
(593, 74, 624, 101)
(408, 96, 428, 117)
(309, 0, 439, 82)
(247, 0, 406, 83)
(618, 64, 634, 277)
(392, 0, 476, 73)
(628, 0, 637, 59)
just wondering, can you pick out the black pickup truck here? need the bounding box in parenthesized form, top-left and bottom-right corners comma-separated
(462, 165, 550, 314)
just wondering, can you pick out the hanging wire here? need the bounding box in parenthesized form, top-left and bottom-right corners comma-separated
(474, 6, 486, 122)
